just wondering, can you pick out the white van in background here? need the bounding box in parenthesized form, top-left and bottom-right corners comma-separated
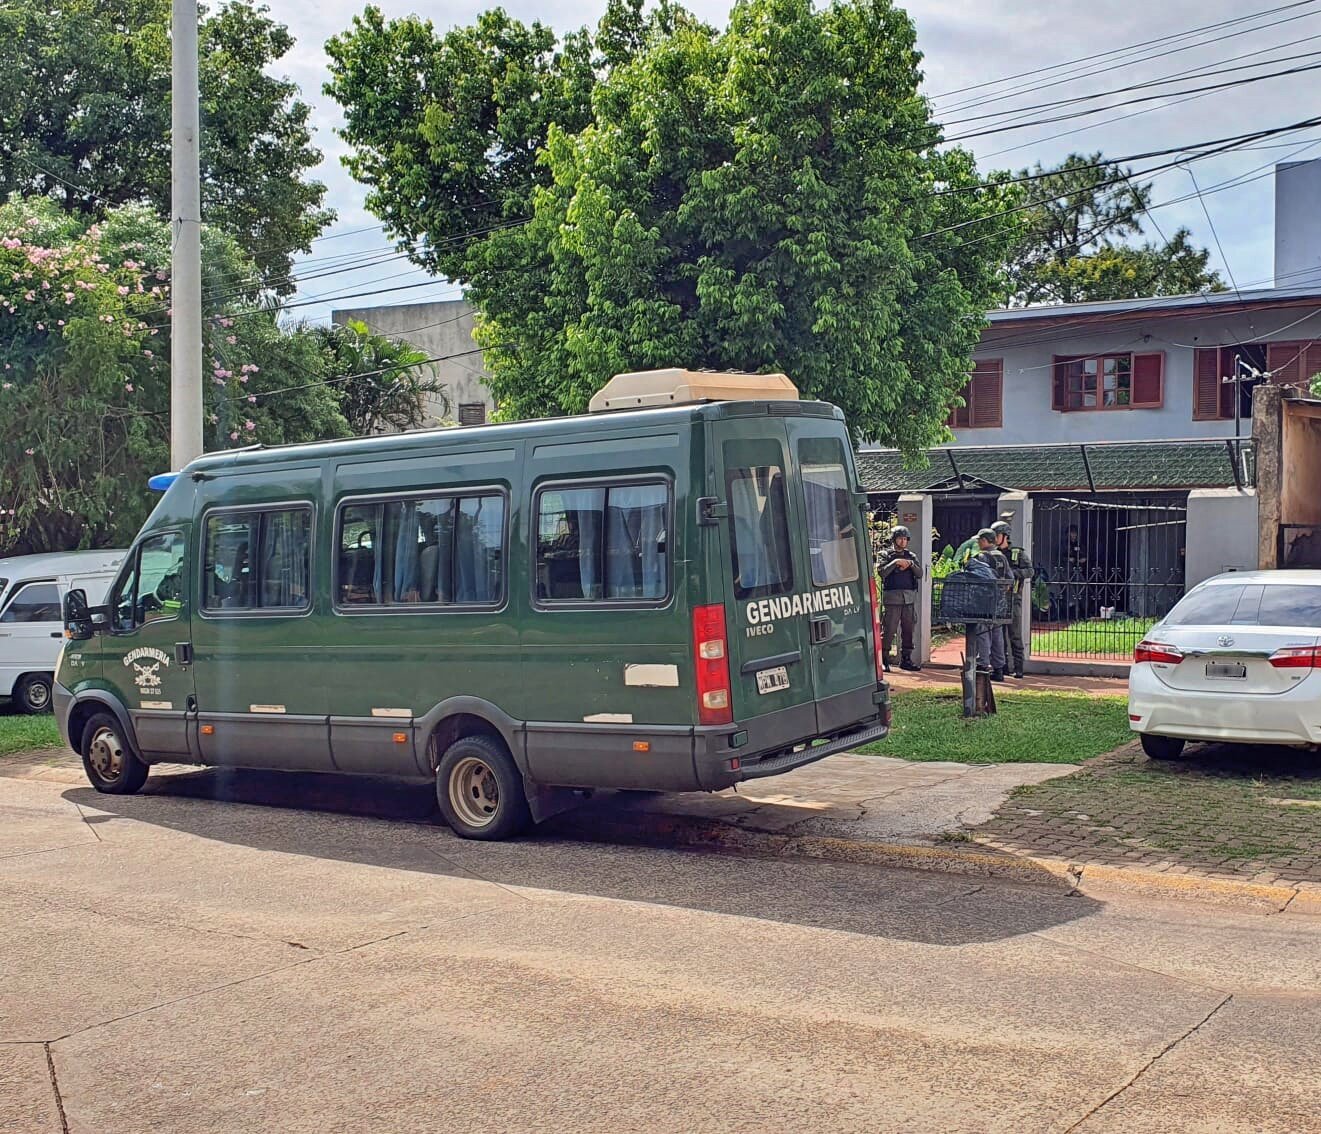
(1, 550, 125, 713)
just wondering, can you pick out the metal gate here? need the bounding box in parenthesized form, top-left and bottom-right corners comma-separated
(1031, 494, 1187, 662)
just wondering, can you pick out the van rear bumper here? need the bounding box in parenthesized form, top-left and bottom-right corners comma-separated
(715, 719, 891, 786)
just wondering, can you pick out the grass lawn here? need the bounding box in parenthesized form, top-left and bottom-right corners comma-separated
(856, 687, 1131, 764)
(0, 710, 63, 758)
(1031, 616, 1156, 656)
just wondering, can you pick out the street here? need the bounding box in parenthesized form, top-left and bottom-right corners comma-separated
(2, 767, 1319, 1133)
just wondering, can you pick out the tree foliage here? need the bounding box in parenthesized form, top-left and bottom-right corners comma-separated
(326, 0, 1021, 450)
(313, 318, 449, 435)
(0, 0, 332, 292)
(0, 199, 450, 556)
(1002, 153, 1225, 306)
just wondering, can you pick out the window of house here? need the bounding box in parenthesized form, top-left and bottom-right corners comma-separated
(203, 508, 311, 613)
(727, 466, 793, 600)
(0, 581, 61, 623)
(336, 492, 506, 608)
(1053, 352, 1163, 412)
(948, 359, 1003, 429)
(1196, 341, 1321, 421)
(534, 482, 669, 603)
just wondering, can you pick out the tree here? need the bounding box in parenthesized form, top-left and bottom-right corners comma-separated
(1002, 153, 1225, 306)
(327, 0, 1021, 450)
(0, 0, 332, 293)
(313, 318, 450, 435)
(0, 198, 349, 555)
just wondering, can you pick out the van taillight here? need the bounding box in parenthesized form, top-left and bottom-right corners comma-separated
(692, 603, 733, 726)
(868, 575, 885, 681)
(1268, 645, 1321, 669)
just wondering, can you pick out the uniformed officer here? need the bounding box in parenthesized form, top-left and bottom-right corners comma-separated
(972, 527, 1011, 679)
(992, 519, 1033, 679)
(879, 525, 923, 672)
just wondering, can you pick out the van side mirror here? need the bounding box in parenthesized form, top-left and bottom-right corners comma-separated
(63, 588, 94, 640)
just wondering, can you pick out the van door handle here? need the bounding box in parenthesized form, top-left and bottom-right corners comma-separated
(809, 616, 834, 644)
(51, 631, 64, 638)
(175, 642, 192, 666)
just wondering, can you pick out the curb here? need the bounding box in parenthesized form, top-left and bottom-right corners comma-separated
(549, 808, 1321, 914)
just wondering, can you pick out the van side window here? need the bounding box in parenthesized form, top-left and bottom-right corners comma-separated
(110, 532, 186, 631)
(336, 493, 506, 608)
(798, 439, 860, 587)
(727, 466, 793, 600)
(535, 482, 669, 603)
(0, 581, 61, 623)
(202, 508, 311, 613)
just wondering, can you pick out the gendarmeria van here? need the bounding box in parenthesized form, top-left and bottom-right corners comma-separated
(56, 370, 890, 839)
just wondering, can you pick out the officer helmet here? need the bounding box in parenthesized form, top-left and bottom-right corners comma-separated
(891, 525, 911, 542)
(976, 527, 996, 544)
(990, 520, 1012, 537)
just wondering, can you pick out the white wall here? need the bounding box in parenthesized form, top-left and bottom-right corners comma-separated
(331, 299, 494, 427)
(1184, 489, 1259, 588)
(1276, 159, 1321, 289)
(948, 306, 1321, 447)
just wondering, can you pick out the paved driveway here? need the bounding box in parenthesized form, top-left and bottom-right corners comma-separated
(3, 768, 1320, 1133)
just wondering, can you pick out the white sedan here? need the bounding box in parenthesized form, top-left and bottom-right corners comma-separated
(1128, 570, 1321, 759)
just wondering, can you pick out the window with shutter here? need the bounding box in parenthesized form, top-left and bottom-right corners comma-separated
(947, 359, 1002, 429)
(1267, 340, 1321, 390)
(1130, 352, 1164, 408)
(1052, 358, 1068, 411)
(1193, 348, 1226, 420)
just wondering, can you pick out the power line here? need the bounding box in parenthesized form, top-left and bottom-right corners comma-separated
(1184, 166, 1244, 302)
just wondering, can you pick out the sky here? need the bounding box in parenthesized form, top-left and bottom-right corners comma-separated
(277, 0, 1321, 325)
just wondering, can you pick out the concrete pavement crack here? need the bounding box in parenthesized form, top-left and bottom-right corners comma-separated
(0, 842, 93, 862)
(1061, 994, 1233, 1133)
(69, 800, 102, 842)
(1276, 891, 1298, 915)
(44, 1042, 69, 1134)
(1030, 931, 1232, 996)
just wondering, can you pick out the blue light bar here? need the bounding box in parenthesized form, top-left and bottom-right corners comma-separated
(147, 472, 180, 492)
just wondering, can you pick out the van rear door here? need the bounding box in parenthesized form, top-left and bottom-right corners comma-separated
(785, 420, 876, 733)
(714, 422, 819, 735)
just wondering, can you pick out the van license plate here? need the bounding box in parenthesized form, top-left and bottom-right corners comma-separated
(756, 666, 790, 695)
(1206, 662, 1246, 679)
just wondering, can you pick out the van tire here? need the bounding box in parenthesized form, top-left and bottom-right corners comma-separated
(436, 734, 530, 840)
(1140, 734, 1187, 760)
(15, 673, 53, 714)
(81, 712, 149, 794)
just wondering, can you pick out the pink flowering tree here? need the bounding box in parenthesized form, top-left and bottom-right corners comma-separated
(0, 198, 347, 555)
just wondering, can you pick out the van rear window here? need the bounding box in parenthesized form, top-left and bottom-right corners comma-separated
(535, 482, 669, 603)
(799, 441, 859, 587)
(727, 466, 793, 600)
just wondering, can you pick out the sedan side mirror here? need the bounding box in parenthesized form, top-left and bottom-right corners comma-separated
(63, 588, 94, 641)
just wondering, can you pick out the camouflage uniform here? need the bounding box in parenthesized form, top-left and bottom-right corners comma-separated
(993, 521, 1033, 679)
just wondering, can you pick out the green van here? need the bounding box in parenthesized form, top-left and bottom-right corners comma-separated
(55, 370, 890, 839)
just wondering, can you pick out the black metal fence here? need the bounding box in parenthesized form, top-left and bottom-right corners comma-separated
(1030, 494, 1188, 662)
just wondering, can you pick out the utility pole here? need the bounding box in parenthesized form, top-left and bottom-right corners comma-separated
(170, 0, 203, 468)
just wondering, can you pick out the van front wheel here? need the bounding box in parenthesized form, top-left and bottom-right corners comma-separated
(81, 712, 149, 795)
(436, 735, 530, 841)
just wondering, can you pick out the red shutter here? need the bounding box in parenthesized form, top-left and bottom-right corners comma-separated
(970, 359, 1002, 427)
(1052, 358, 1068, 412)
(1130, 352, 1163, 408)
(1193, 348, 1224, 420)
(1267, 341, 1304, 388)
(1306, 344, 1321, 392)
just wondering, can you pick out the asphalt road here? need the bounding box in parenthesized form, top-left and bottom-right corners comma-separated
(3, 767, 1319, 1134)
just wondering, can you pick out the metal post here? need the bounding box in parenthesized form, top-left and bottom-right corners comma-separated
(170, 0, 203, 468)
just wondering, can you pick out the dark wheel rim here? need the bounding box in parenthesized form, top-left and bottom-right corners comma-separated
(24, 680, 50, 710)
(88, 725, 125, 780)
(448, 756, 500, 828)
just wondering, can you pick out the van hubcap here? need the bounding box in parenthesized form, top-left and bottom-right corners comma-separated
(449, 756, 499, 827)
(25, 681, 50, 709)
(88, 727, 125, 779)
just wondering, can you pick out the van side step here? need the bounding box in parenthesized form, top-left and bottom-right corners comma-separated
(737, 721, 889, 781)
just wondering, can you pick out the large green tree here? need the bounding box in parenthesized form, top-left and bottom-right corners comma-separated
(1003, 153, 1225, 306)
(0, 0, 332, 293)
(326, 0, 1020, 450)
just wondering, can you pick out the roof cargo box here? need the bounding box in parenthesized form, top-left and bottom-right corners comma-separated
(588, 368, 799, 412)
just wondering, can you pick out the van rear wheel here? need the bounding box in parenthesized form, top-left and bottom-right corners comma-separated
(15, 673, 53, 714)
(81, 712, 149, 794)
(436, 735, 530, 840)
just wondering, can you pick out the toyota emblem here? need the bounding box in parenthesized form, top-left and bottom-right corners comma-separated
(1218, 635, 1234, 647)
